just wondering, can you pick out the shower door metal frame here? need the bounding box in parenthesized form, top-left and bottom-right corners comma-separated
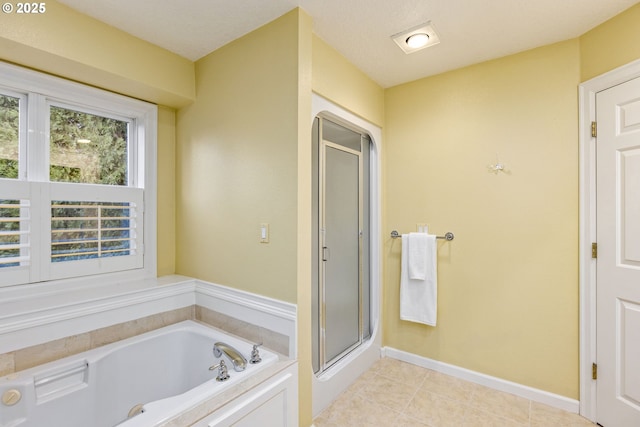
(318, 134, 365, 373)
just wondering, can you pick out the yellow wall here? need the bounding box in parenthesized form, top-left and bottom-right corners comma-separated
(379, 2, 640, 401)
(384, 40, 581, 398)
(580, 3, 640, 82)
(0, 1, 195, 107)
(0, 1, 187, 276)
(296, 12, 314, 427)
(175, 10, 315, 424)
(175, 10, 303, 303)
(312, 35, 385, 127)
(157, 106, 177, 276)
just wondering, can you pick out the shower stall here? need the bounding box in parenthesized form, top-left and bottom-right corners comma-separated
(312, 116, 371, 374)
(311, 95, 381, 416)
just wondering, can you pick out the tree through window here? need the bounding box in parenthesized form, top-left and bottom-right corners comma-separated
(49, 106, 129, 185)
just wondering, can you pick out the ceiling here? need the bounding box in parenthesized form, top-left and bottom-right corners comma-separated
(58, 0, 638, 88)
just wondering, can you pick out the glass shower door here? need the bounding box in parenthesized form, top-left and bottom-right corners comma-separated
(322, 142, 362, 364)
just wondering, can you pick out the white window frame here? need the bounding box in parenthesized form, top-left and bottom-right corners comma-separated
(0, 61, 157, 288)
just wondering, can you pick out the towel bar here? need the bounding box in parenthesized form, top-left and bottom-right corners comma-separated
(390, 230, 454, 241)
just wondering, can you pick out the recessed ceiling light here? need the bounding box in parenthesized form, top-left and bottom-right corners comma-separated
(406, 33, 429, 49)
(392, 22, 440, 54)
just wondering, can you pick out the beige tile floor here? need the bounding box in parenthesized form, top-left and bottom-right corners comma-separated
(313, 358, 595, 427)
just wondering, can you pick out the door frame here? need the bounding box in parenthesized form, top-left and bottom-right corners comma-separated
(579, 58, 640, 422)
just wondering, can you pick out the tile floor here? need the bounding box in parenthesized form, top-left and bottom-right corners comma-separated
(313, 358, 595, 427)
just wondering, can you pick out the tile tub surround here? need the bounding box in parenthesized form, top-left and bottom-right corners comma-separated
(0, 352, 14, 375)
(0, 306, 193, 376)
(195, 306, 289, 356)
(0, 305, 289, 377)
(313, 358, 594, 427)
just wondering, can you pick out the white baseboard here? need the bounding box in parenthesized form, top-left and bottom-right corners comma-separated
(383, 347, 580, 414)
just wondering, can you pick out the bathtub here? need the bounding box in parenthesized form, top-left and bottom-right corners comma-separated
(0, 320, 278, 427)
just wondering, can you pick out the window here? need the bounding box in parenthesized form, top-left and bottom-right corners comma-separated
(0, 62, 157, 287)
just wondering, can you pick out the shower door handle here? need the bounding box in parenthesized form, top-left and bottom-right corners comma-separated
(322, 246, 330, 261)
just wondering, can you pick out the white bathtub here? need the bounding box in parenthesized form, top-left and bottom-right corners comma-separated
(0, 320, 278, 427)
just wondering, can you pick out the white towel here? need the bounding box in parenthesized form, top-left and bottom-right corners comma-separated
(400, 233, 437, 326)
(408, 232, 428, 280)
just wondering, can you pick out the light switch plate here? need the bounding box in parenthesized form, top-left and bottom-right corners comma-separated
(260, 223, 269, 243)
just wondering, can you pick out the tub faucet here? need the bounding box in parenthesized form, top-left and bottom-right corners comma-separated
(208, 359, 231, 382)
(213, 342, 247, 372)
(249, 343, 262, 364)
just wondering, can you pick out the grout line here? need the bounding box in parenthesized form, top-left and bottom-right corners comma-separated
(398, 366, 429, 414)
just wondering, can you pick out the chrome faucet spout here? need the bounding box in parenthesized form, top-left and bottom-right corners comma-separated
(213, 342, 247, 372)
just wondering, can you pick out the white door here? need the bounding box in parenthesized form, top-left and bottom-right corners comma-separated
(596, 76, 640, 426)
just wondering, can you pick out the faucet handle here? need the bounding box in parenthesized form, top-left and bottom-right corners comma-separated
(208, 359, 230, 382)
(249, 343, 263, 364)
